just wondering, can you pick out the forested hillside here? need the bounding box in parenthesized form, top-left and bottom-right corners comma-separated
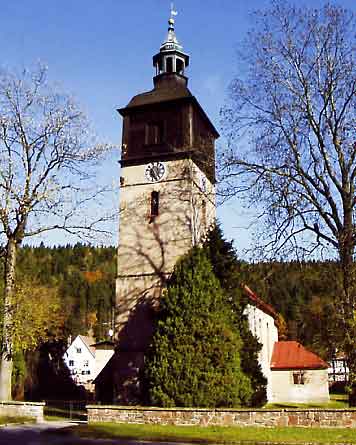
(242, 260, 341, 361)
(16, 243, 117, 341)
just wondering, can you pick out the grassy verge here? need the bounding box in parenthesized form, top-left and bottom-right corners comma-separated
(44, 414, 69, 421)
(0, 415, 35, 425)
(68, 422, 356, 444)
(265, 393, 349, 410)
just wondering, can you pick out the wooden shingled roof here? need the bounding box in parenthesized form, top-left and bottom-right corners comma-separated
(125, 84, 193, 109)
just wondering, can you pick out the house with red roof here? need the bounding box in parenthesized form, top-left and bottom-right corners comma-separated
(245, 287, 330, 404)
(270, 341, 329, 403)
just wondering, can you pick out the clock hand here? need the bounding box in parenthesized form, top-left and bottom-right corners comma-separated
(152, 166, 159, 180)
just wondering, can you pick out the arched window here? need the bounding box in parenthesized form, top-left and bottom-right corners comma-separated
(150, 191, 159, 222)
(176, 58, 184, 74)
(166, 57, 173, 73)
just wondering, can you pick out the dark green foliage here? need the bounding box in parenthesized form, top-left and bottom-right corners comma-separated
(12, 351, 27, 400)
(203, 225, 267, 407)
(145, 247, 252, 408)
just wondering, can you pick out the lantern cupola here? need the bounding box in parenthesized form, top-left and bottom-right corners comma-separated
(152, 7, 190, 82)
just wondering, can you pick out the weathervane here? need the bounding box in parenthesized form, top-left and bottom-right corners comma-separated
(170, 2, 178, 22)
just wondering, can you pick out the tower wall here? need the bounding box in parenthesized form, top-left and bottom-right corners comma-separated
(116, 158, 215, 332)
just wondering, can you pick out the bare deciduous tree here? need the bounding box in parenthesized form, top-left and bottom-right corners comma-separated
(221, 2, 356, 403)
(0, 64, 115, 400)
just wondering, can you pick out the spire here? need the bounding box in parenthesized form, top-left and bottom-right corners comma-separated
(162, 3, 181, 51)
(152, 5, 190, 81)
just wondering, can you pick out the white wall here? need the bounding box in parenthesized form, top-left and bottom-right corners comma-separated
(63, 336, 96, 384)
(94, 349, 115, 380)
(270, 369, 330, 403)
(245, 304, 279, 401)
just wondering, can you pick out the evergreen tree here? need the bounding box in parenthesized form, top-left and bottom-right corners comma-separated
(203, 225, 267, 406)
(145, 247, 252, 408)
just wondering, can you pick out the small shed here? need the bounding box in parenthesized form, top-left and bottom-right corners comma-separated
(270, 341, 329, 404)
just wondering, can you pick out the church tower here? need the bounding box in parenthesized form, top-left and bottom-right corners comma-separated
(113, 10, 219, 403)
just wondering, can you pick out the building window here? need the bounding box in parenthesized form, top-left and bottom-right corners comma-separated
(75, 347, 82, 353)
(176, 58, 184, 74)
(150, 191, 160, 222)
(166, 57, 173, 73)
(145, 122, 164, 145)
(84, 360, 89, 367)
(293, 371, 305, 385)
(69, 360, 74, 367)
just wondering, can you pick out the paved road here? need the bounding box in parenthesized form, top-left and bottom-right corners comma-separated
(0, 421, 120, 444)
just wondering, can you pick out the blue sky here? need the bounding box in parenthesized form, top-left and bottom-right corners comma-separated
(1, 0, 354, 254)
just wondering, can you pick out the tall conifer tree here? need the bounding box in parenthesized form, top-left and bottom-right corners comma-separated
(145, 247, 252, 407)
(203, 225, 267, 406)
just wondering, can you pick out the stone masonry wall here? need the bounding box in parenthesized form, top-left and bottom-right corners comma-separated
(0, 401, 45, 422)
(87, 405, 356, 428)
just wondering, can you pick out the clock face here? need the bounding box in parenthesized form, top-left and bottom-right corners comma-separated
(145, 162, 166, 182)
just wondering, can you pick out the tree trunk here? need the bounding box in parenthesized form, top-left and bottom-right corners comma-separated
(0, 239, 18, 400)
(338, 210, 356, 406)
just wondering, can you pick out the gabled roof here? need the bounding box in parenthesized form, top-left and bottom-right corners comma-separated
(244, 285, 278, 320)
(271, 341, 328, 370)
(77, 335, 96, 357)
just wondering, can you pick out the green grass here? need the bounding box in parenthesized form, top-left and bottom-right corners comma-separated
(44, 414, 69, 421)
(44, 405, 87, 421)
(265, 393, 349, 410)
(67, 422, 356, 444)
(0, 415, 35, 425)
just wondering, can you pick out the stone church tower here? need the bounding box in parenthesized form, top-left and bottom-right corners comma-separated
(97, 12, 219, 403)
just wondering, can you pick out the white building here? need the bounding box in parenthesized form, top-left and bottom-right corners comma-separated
(244, 285, 279, 401)
(245, 285, 329, 404)
(64, 335, 96, 386)
(328, 353, 349, 384)
(63, 335, 114, 389)
(270, 341, 330, 404)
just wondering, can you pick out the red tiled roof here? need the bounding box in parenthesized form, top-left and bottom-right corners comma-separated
(244, 285, 278, 319)
(271, 341, 328, 370)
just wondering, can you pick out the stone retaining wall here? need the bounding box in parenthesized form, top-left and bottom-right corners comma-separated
(87, 405, 356, 428)
(0, 401, 45, 423)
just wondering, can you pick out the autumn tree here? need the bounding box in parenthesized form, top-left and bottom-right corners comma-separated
(9, 281, 62, 353)
(0, 64, 114, 399)
(221, 2, 356, 404)
(6, 280, 63, 400)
